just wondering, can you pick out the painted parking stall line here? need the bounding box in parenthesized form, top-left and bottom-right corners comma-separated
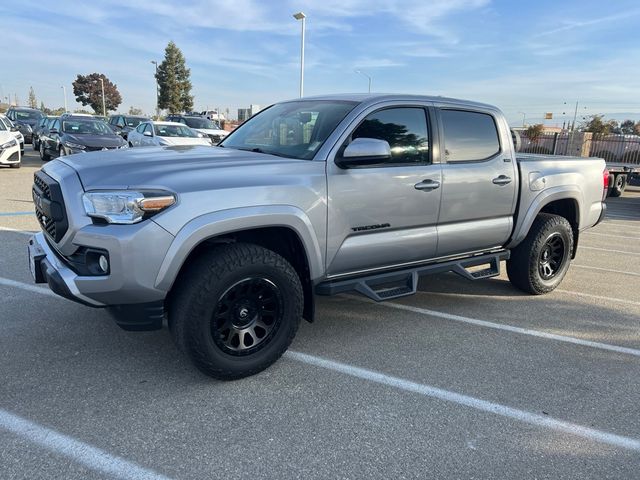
(0, 211, 34, 217)
(580, 246, 640, 256)
(345, 294, 640, 357)
(584, 231, 640, 240)
(572, 264, 640, 277)
(0, 408, 173, 480)
(286, 351, 640, 452)
(0, 277, 58, 298)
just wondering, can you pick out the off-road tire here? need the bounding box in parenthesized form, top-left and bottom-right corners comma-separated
(609, 174, 627, 197)
(169, 243, 303, 380)
(507, 213, 573, 295)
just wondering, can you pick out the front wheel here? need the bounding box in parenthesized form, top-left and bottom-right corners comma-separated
(169, 243, 303, 380)
(507, 213, 573, 295)
(32, 138, 39, 150)
(39, 142, 51, 161)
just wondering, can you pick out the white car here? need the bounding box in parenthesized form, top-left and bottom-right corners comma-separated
(166, 115, 229, 144)
(0, 114, 25, 155)
(0, 126, 21, 168)
(127, 121, 212, 147)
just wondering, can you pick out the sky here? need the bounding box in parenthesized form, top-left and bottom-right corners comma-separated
(1, 0, 639, 125)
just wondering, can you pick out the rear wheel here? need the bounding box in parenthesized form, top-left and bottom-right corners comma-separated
(169, 243, 303, 380)
(609, 174, 627, 197)
(507, 213, 573, 295)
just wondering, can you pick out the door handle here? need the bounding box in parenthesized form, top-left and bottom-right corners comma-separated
(492, 175, 512, 185)
(414, 179, 441, 191)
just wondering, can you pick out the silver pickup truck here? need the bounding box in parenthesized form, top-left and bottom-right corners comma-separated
(28, 94, 608, 379)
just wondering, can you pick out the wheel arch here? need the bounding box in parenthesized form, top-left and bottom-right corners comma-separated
(156, 207, 324, 322)
(508, 187, 581, 257)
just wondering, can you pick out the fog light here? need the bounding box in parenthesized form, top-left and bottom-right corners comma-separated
(98, 255, 109, 273)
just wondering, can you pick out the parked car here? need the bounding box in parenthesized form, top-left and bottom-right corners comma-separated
(28, 94, 607, 380)
(32, 116, 58, 150)
(0, 122, 21, 168)
(0, 115, 25, 155)
(6, 106, 44, 143)
(39, 115, 128, 161)
(165, 115, 228, 143)
(127, 121, 212, 147)
(107, 114, 150, 140)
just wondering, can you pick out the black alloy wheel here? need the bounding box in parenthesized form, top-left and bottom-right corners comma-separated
(211, 277, 284, 355)
(537, 233, 566, 280)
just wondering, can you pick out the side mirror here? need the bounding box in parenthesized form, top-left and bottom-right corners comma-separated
(335, 138, 391, 169)
(143, 131, 153, 137)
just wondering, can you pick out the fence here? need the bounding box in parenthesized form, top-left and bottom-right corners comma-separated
(517, 132, 640, 165)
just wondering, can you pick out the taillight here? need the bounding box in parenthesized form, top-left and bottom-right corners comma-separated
(602, 169, 609, 199)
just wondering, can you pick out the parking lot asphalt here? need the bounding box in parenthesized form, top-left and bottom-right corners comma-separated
(1, 150, 639, 479)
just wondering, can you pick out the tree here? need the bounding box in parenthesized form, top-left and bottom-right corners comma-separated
(525, 124, 544, 143)
(621, 120, 636, 135)
(156, 41, 193, 113)
(72, 73, 122, 113)
(39, 101, 46, 112)
(580, 114, 618, 136)
(128, 106, 143, 115)
(28, 87, 37, 109)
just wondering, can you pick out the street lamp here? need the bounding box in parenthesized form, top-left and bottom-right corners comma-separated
(151, 60, 159, 117)
(563, 101, 587, 131)
(61, 85, 68, 112)
(293, 12, 306, 98)
(99, 77, 106, 116)
(354, 70, 372, 93)
(517, 111, 526, 127)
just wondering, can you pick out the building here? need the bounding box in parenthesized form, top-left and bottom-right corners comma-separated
(237, 104, 262, 123)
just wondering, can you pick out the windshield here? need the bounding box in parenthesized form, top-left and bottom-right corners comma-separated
(15, 110, 43, 121)
(125, 117, 148, 127)
(183, 117, 220, 129)
(62, 120, 115, 135)
(154, 124, 199, 137)
(220, 100, 357, 159)
(0, 118, 6, 131)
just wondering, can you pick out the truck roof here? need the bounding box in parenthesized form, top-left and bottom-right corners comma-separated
(290, 93, 497, 110)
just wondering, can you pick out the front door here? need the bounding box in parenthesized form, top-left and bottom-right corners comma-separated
(326, 106, 442, 276)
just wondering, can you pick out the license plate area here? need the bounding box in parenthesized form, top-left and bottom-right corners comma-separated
(28, 239, 46, 283)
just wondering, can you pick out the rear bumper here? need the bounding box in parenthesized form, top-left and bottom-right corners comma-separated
(594, 203, 607, 227)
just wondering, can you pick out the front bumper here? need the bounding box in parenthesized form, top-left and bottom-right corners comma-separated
(29, 220, 174, 330)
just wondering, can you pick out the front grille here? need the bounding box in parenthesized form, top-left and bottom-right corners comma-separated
(85, 146, 118, 152)
(33, 171, 68, 242)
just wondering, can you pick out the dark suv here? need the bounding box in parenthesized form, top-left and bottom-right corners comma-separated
(107, 114, 150, 140)
(6, 106, 45, 143)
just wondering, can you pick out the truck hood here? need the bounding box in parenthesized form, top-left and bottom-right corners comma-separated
(57, 145, 308, 190)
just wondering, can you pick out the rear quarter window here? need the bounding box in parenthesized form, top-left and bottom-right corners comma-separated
(441, 110, 500, 162)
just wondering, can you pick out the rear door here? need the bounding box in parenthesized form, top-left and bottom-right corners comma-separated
(435, 107, 517, 256)
(326, 105, 442, 276)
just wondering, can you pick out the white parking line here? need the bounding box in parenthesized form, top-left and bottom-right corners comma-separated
(345, 295, 640, 357)
(572, 264, 640, 277)
(286, 351, 640, 452)
(0, 277, 57, 297)
(584, 231, 640, 240)
(556, 289, 640, 307)
(605, 214, 640, 220)
(580, 246, 640, 256)
(0, 408, 172, 480)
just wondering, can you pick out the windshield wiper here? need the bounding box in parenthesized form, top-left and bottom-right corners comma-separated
(236, 147, 292, 158)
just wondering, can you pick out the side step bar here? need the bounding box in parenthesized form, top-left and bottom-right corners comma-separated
(315, 250, 510, 302)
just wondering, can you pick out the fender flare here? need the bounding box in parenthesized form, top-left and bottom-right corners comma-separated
(154, 205, 324, 291)
(507, 186, 581, 249)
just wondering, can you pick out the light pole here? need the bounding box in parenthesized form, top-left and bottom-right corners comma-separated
(354, 70, 372, 93)
(293, 12, 306, 98)
(99, 77, 106, 116)
(517, 111, 526, 127)
(151, 60, 159, 118)
(61, 85, 68, 112)
(563, 101, 586, 131)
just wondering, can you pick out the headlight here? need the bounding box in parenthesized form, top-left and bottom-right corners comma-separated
(64, 141, 86, 150)
(82, 190, 176, 224)
(0, 139, 18, 149)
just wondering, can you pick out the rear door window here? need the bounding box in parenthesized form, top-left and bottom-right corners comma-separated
(441, 110, 500, 162)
